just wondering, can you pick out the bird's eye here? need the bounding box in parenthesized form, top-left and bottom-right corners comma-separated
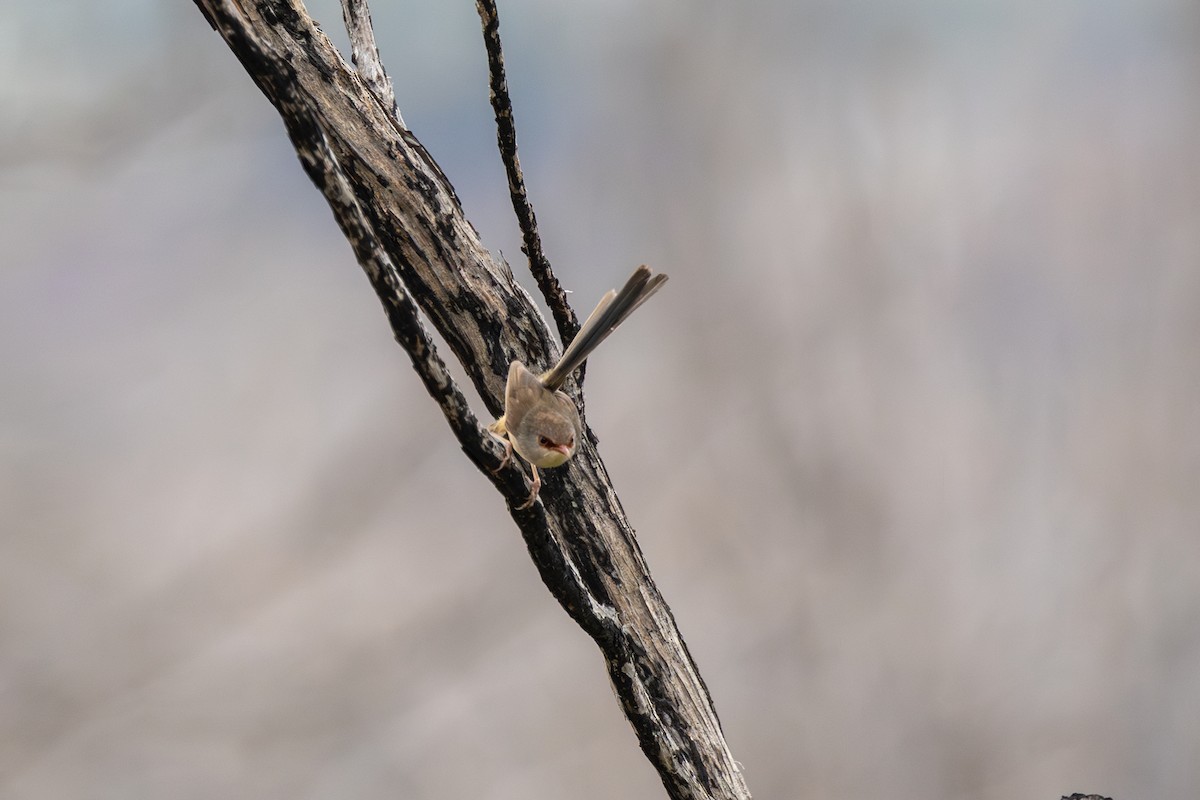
(538, 435, 552, 447)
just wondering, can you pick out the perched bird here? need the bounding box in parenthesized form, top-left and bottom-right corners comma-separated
(490, 265, 668, 508)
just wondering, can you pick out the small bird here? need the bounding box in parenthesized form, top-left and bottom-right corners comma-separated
(490, 265, 668, 508)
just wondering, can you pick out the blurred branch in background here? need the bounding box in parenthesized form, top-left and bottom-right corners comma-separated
(191, 0, 749, 798)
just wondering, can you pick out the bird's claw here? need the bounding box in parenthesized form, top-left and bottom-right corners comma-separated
(516, 465, 542, 510)
(489, 432, 512, 476)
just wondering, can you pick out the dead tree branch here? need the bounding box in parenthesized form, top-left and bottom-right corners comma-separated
(191, 2, 750, 798)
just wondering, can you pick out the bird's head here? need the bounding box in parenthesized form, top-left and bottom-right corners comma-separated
(514, 402, 578, 468)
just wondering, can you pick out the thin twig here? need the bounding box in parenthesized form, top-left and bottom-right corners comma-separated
(475, 0, 580, 350)
(340, 0, 404, 127)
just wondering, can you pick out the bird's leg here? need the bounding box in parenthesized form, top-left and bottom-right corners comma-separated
(487, 416, 540, 508)
(517, 465, 541, 510)
(488, 421, 513, 475)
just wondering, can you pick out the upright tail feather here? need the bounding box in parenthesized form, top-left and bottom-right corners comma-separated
(539, 265, 668, 390)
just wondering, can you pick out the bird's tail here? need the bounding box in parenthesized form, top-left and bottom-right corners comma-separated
(539, 265, 668, 390)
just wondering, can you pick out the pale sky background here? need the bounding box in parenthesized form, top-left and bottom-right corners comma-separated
(2, 1, 1199, 799)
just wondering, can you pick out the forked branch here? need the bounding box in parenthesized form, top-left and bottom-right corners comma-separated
(191, 2, 750, 798)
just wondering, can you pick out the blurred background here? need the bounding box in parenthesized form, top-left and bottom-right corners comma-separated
(2, 1, 1198, 798)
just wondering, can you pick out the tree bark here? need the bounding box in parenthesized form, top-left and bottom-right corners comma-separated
(191, 2, 751, 798)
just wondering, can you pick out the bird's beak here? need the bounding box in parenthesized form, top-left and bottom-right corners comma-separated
(550, 444, 572, 457)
